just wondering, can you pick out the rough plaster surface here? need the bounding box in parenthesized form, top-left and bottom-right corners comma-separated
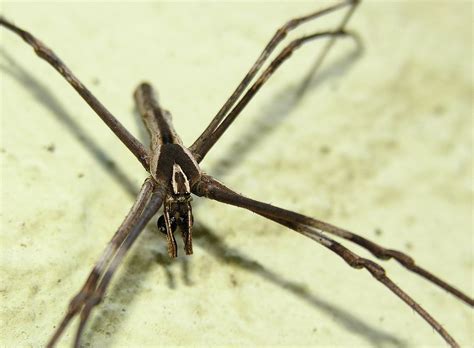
(1, 1, 472, 347)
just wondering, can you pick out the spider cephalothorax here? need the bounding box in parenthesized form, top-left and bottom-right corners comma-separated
(150, 144, 201, 257)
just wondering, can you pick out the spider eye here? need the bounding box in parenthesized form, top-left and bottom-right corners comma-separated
(157, 215, 167, 234)
(174, 193, 192, 203)
(157, 215, 177, 234)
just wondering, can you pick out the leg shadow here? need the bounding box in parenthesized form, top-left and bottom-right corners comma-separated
(207, 40, 363, 179)
(193, 222, 405, 348)
(82, 226, 184, 348)
(0, 49, 139, 197)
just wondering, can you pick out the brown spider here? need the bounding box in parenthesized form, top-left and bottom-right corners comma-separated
(1, 1, 472, 347)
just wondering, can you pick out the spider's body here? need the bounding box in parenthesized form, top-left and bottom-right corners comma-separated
(135, 82, 202, 257)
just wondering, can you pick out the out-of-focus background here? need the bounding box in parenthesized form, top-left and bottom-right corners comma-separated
(1, 1, 472, 347)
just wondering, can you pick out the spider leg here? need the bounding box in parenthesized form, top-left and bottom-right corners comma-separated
(270, 217, 460, 348)
(47, 178, 165, 347)
(193, 174, 471, 347)
(163, 201, 179, 258)
(191, 29, 358, 162)
(0, 17, 149, 169)
(193, 175, 473, 306)
(190, 0, 360, 161)
(73, 190, 165, 348)
(296, 218, 474, 307)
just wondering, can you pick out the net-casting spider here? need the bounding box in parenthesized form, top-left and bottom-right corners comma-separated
(1, 1, 472, 347)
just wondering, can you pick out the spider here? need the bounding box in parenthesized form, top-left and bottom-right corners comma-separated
(1, 1, 472, 346)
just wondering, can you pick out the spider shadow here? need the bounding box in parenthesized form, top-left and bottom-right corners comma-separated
(2, 39, 403, 347)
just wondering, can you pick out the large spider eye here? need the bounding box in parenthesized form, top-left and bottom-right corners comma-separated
(157, 215, 177, 234)
(157, 215, 167, 234)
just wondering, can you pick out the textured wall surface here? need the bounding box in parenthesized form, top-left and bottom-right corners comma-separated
(1, 1, 472, 347)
